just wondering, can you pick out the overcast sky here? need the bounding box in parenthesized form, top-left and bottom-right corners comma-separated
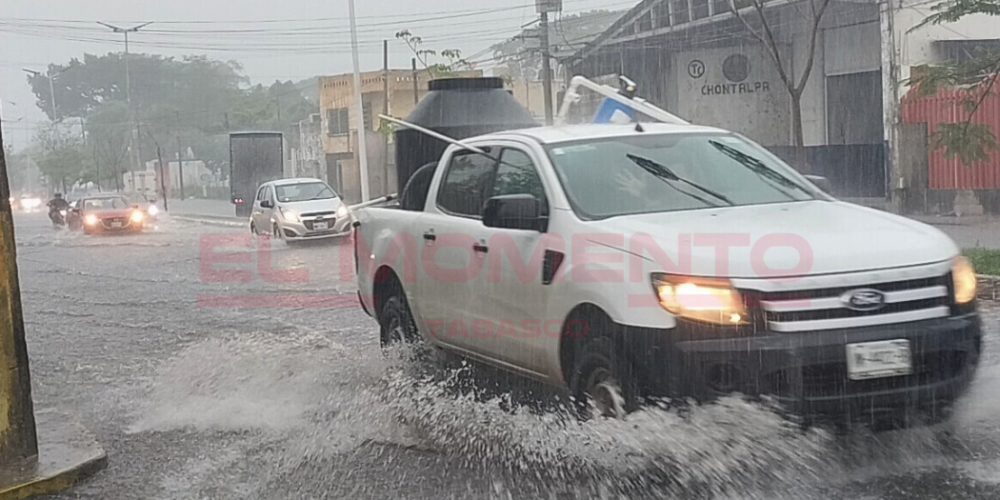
(1, 0, 625, 150)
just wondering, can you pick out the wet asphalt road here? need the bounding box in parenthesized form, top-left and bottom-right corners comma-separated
(10, 209, 1000, 500)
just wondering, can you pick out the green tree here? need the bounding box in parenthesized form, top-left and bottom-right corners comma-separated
(395, 30, 471, 78)
(85, 102, 131, 191)
(31, 125, 87, 192)
(729, 0, 832, 163)
(31, 53, 318, 190)
(909, 0, 1000, 165)
(27, 54, 246, 122)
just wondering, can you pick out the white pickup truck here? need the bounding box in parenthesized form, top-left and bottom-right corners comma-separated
(354, 122, 982, 424)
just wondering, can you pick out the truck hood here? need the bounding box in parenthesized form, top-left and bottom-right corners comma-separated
(591, 201, 958, 278)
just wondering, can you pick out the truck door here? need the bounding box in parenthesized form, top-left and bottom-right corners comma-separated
(474, 147, 554, 374)
(415, 149, 497, 353)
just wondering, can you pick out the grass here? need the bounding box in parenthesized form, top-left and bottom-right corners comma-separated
(963, 248, 1000, 276)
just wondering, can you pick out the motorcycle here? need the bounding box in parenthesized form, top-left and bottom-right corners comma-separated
(49, 208, 67, 228)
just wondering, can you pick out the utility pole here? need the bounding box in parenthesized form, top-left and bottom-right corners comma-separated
(146, 130, 168, 212)
(21, 68, 63, 122)
(879, 0, 902, 211)
(0, 103, 38, 469)
(175, 111, 185, 200)
(91, 140, 101, 192)
(412, 58, 419, 105)
(176, 136, 185, 200)
(347, 0, 370, 202)
(98, 22, 152, 193)
(382, 40, 390, 197)
(539, 11, 554, 125)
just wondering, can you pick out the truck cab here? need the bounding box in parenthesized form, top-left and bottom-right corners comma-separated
(354, 123, 981, 424)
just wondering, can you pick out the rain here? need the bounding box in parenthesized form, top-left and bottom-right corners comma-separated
(2, 0, 1000, 499)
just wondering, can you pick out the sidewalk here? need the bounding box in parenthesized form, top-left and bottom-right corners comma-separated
(907, 214, 1000, 249)
(167, 198, 239, 220)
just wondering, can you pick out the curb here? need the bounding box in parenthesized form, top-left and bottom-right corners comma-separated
(0, 410, 107, 500)
(169, 214, 246, 228)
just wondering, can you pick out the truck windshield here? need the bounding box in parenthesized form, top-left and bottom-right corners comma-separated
(275, 182, 336, 203)
(545, 133, 816, 220)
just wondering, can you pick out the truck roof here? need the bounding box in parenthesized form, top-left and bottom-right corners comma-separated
(478, 123, 729, 145)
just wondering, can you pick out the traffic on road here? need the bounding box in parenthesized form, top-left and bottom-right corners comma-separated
(3, 1, 999, 497)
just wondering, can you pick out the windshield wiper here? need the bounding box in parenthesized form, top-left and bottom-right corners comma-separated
(625, 153, 735, 206)
(306, 190, 334, 201)
(707, 140, 813, 198)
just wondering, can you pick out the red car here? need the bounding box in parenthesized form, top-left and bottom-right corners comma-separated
(68, 194, 146, 235)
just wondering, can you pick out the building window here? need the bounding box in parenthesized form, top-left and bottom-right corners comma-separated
(670, 0, 689, 25)
(638, 11, 653, 32)
(363, 102, 373, 131)
(692, 0, 710, 20)
(327, 108, 349, 136)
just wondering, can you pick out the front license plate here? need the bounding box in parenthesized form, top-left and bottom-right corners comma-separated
(111, 221, 122, 228)
(846, 340, 912, 380)
(313, 221, 328, 230)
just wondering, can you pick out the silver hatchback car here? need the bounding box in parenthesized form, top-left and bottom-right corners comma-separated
(250, 178, 352, 241)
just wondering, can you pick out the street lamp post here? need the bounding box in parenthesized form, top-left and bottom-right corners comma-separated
(97, 22, 152, 191)
(21, 68, 66, 121)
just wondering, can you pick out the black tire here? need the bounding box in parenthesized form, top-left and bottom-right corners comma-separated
(379, 292, 420, 350)
(569, 336, 639, 420)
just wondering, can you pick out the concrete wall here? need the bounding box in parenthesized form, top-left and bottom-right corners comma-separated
(671, 44, 792, 146)
(893, 9, 1000, 89)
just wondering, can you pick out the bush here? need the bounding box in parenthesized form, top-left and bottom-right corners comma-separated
(963, 248, 1000, 276)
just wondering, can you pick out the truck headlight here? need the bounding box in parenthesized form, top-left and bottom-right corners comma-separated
(952, 256, 977, 304)
(280, 207, 299, 222)
(652, 273, 747, 325)
(336, 205, 349, 218)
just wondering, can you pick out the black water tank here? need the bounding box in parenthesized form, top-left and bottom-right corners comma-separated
(395, 77, 538, 200)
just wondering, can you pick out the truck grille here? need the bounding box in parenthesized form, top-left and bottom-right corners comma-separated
(743, 275, 951, 332)
(768, 350, 966, 397)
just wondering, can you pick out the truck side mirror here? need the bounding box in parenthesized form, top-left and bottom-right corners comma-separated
(260, 200, 273, 209)
(804, 174, 832, 194)
(482, 194, 546, 232)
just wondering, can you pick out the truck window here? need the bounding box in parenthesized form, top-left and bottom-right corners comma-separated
(493, 149, 549, 216)
(437, 149, 496, 218)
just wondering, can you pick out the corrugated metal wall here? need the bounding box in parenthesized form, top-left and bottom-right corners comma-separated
(900, 85, 1000, 189)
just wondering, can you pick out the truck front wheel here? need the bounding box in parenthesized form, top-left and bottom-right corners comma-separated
(569, 337, 639, 420)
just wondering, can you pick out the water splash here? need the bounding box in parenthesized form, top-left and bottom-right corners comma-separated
(128, 324, 1000, 499)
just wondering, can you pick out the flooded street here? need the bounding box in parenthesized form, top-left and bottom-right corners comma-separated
(12, 211, 1000, 500)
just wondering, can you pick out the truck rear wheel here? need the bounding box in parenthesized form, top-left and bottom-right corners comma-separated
(379, 292, 419, 350)
(569, 336, 639, 420)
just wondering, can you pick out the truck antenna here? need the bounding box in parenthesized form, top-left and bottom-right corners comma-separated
(377, 115, 488, 155)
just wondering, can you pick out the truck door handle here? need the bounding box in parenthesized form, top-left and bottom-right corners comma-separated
(423, 233, 436, 241)
(473, 244, 488, 254)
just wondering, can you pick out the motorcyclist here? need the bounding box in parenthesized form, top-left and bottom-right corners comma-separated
(47, 193, 70, 224)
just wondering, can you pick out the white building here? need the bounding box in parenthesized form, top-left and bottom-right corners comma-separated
(570, 0, 1000, 207)
(288, 113, 326, 180)
(141, 159, 220, 198)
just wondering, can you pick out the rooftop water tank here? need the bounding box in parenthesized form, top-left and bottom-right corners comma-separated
(394, 77, 538, 202)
